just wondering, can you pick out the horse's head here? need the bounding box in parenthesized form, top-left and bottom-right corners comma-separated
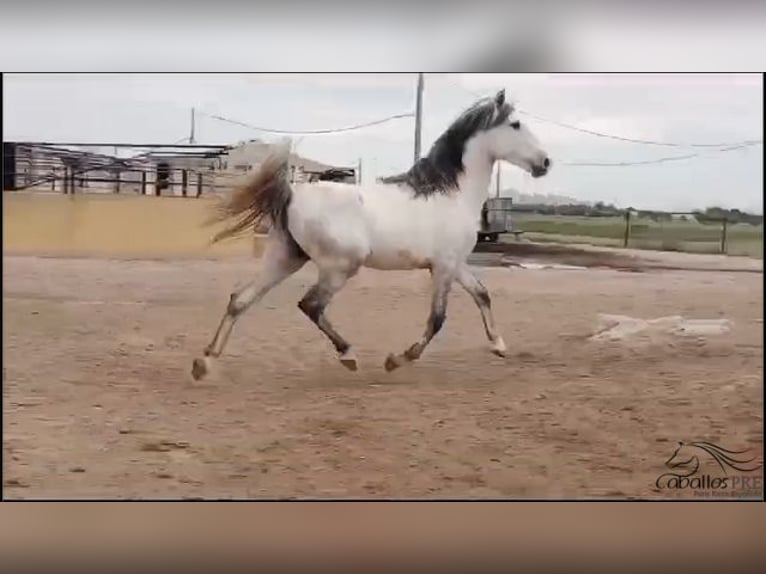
(665, 441, 700, 473)
(481, 89, 551, 178)
(383, 89, 552, 198)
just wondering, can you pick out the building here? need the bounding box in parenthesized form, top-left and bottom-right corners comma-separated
(3, 142, 156, 194)
(3, 139, 356, 196)
(217, 140, 356, 186)
(671, 213, 699, 223)
(2, 142, 225, 196)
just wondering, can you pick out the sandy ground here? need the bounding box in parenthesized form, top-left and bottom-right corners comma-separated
(3, 251, 763, 499)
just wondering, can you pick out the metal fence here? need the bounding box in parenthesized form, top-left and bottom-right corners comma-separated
(511, 210, 763, 257)
(623, 211, 733, 254)
(3, 142, 233, 197)
(3, 141, 358, 197)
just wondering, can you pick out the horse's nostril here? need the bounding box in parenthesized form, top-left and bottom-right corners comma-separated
(542, 157, 550, 169)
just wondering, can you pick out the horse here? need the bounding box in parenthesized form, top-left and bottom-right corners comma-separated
(192, 89, 551, 380)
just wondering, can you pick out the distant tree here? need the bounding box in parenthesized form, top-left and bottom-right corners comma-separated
(557, 203, 588, 216)
(689, 206, 762, 225)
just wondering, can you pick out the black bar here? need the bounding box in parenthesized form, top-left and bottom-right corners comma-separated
(182, 170, 188, 197)
(3, 141, 16, 190)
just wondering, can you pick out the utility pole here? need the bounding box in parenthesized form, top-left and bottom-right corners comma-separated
(189, 107, 196, 144)
(413, 73, 424, 164)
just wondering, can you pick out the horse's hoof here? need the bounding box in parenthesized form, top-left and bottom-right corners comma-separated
(339, 350, 358, 371)
(491, 337, 507, 357)
(384, 354, 401, 372)
(191, 357, 210, 381)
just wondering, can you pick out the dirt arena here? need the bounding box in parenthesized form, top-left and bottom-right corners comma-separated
(3, 248, 763, 499)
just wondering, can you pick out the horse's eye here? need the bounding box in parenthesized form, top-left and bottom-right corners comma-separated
(510, 121, 521, 130)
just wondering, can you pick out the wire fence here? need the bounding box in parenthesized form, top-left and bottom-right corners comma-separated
(5, 141, 762, 257)
(510, 210, 763, 257)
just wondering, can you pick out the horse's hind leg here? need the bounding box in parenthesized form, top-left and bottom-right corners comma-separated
(455, 263, 506, 356)
(298, 266, 359, 371)
(191, 233, 306, 380)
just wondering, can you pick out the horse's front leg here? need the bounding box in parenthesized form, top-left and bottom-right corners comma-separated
(384, 266, 454, 371)
(455, 263, 506, 356)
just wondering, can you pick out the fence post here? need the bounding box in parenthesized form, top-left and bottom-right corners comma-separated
(141, 171, 147, 195)
(196, 173, 202, 197)
(623, 210, 631, 248)
(720, 219, 728, 254)
(115, 170, 121, 194)
(182, 169, 188, 197)
(64, 166, 73, 194)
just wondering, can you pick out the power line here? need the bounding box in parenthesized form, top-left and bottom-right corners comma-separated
(562, 140, 761, 166)
(518, 109, 763, 149)
(437, 74, 763, 150)
(199, 110, 414, 135)
(562, 152, 702, 167)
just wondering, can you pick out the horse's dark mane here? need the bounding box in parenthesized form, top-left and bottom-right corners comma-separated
(381, 97, 513, 197)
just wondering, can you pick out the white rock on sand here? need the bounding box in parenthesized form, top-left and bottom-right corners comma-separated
(589, 314, 732, 341)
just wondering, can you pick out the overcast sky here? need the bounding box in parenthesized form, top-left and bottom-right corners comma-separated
(4, 73, 763, 213)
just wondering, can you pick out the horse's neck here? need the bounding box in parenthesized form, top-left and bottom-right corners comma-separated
(457, 138, 494, 214)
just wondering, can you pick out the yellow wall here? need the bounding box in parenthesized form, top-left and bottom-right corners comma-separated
(3, 193, 265, 258)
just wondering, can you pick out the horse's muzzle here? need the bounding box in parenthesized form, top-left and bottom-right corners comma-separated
(531, 157, 551, 178)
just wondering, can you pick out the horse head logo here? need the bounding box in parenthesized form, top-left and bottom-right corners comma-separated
(662, 441, 761, 479)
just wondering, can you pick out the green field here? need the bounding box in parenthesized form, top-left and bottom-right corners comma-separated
(511, 213, 764, 258)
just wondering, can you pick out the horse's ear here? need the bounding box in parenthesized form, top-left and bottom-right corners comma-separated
(494, 89, 506, 107)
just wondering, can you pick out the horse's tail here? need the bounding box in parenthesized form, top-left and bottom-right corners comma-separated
(208, 141, 293, 244)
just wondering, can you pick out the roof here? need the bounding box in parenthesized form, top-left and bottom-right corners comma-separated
(226, 140, 350, 173)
